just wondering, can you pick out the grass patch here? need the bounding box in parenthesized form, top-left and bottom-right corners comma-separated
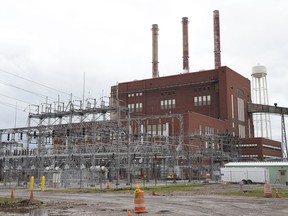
(141, 183, 204, 194)
(0, 197, 23, 204)
(43, 183, 204, 194)
(220, 190, 288, 198)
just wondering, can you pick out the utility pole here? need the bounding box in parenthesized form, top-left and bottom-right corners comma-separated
(116, 103, 120, 187)
(126, 108, 131, 185)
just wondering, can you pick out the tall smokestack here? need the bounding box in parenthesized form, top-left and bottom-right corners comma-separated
(152, 24, 159, 78)
(213, 10, 221, 69)
(182, 17, 189, 73)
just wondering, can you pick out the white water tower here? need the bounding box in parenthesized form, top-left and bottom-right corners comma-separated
(251, 65, 272, 139)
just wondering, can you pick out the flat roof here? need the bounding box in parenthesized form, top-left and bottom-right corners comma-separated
(225, 162, 288, 167)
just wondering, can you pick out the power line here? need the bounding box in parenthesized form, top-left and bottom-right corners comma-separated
(0, 93, 31, 105)
(0, 68, 70, 96)
(0, 79, 53, 100)
(0, 100, 26, 111)
(0, 68, 81, 100)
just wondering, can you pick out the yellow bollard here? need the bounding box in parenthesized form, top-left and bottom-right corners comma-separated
(30, 176, 34, 192)
(41, 176, 45, 192)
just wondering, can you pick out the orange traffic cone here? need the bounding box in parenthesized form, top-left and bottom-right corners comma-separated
(10, 190, 15, 200)
(275, 189, 281, 198)
(134, 186, 147, 213)
(29, 191, 34, 201)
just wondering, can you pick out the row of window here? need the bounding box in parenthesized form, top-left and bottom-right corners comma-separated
(236, 144, 257, 148)
(128, 103, 143, 112)
(263, 155, 282, 159)
(263, 144, 281, 151)
(240, 154, 258, 158)
(194, 86, 211, 92)
(127, 95, 212, 112)
(160, 99, 176, 110)
(194, 95, 211, 106)
(128, 92, 142, 97)
(161, 91, 176, 96)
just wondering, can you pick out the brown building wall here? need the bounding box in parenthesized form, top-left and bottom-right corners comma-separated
(240, 137, 282, 161)
(217, 67, 253, 137)
(110, 66, 281, 161)
(117, 66, 252, 138)
(185, 112, 227, 135)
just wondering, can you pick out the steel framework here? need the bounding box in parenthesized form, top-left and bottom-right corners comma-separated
(0, 98, 240, 188)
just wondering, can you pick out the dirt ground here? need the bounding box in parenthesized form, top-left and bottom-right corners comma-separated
(1, 183, 288, 216)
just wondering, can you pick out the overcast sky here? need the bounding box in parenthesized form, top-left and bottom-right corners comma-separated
(0, 0, 287, 142)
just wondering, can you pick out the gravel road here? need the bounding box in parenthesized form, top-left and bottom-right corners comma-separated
(1, 183, 288, 216)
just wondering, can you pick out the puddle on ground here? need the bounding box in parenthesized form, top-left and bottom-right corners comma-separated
(3, 209, 48, 216)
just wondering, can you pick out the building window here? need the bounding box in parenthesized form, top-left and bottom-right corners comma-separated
(194, 97, 198, 106)
(198, 96, 202, 106)
(194, 95, 211, 106)
(239, 125, 245, 138)
(238, 98, 245, 122)
(203, 96, 207, 105)
(172, 99, 176, 108)
(207, 95, 211, 105)
(165, 100, 168, 109)
(160, 99, 176, 110)
(135, 103, 143, 112)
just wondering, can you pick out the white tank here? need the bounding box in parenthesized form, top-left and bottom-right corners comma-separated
(252, 65, 267, 78)
(251, 64, 272, 140)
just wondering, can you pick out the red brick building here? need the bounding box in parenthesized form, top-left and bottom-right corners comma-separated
(111, 66, 282, 161)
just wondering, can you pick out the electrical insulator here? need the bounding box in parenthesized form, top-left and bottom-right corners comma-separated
(33, 131, 36, 139)
(66, 129, 70, 136)
(7, 133, 10, 141)
(52, 130, 55, 138)
(112, 153, 115, 159)
(82, 127, 85, 136)
(20, 132, 23, 140)
(134, 153, 136, 159)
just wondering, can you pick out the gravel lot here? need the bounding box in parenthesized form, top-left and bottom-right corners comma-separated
(1, 183, 288, 216)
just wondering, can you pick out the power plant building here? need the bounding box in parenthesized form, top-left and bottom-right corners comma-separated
(111, 11, 282, 161)
(111, 66, 282, 161)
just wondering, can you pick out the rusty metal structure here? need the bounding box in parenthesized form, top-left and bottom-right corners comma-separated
(152, 24, 159, 78)
(0, 96, 241, 188)
(213, 10, 221, 69)
(182, 17, 190, 73)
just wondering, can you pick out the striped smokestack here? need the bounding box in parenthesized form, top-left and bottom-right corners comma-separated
(182, 17, 189, 73)
(152, 24, 159, 78)
(213, 10, 221, 69)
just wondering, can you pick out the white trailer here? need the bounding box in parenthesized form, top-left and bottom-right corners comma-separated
(220, 167, 269, 184)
